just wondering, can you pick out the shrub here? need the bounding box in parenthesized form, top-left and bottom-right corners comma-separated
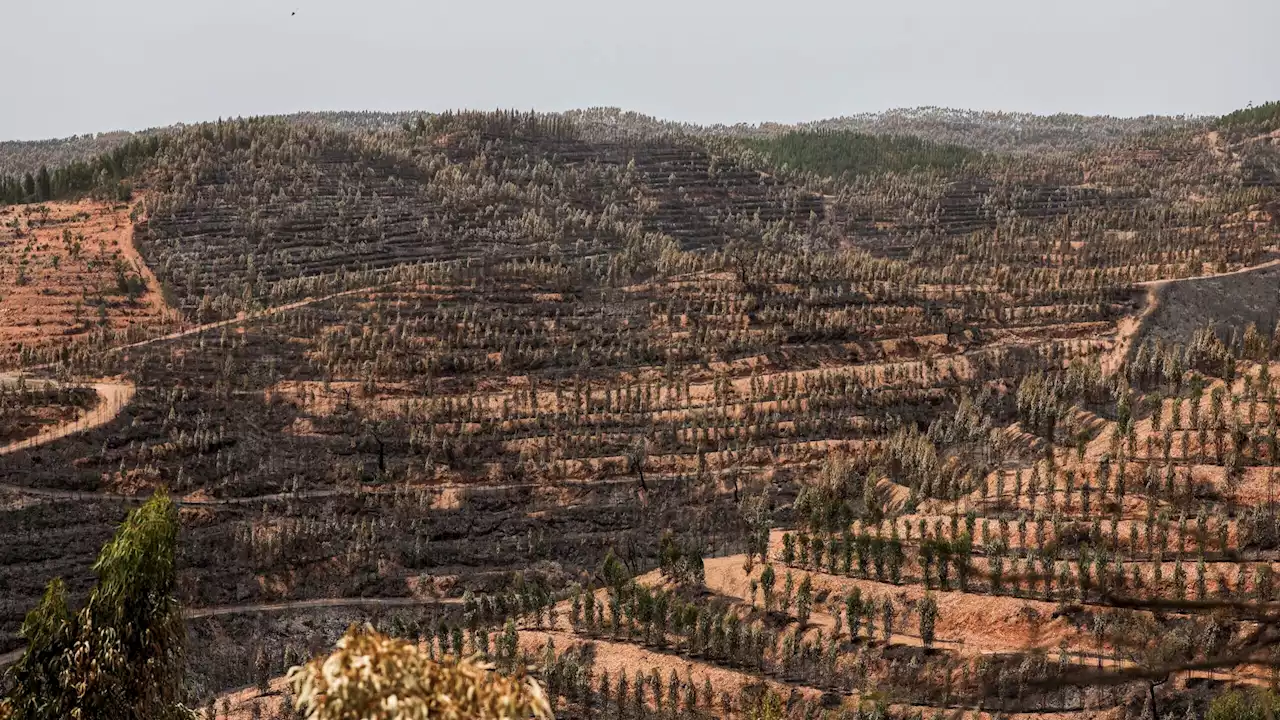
(1, 491, 188, 720)
(1207, 688, 1280, 720)
(288, 625, 551, 720)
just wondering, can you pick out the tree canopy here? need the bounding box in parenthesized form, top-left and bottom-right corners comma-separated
(743, 129, 981, 178)
(1, 491, 188, 720)
(1217, 100, 1280, 132)
(288, 625, 552, 720)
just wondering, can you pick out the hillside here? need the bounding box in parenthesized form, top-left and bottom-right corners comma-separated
(0, 105, 1213, 181)
(0, 103, 1279, 719)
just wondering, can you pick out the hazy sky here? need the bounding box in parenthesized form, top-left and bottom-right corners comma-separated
(7, 0, 1278, 141)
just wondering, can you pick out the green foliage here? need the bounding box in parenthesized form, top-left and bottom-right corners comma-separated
(845, 589, 863, 638)
(759, 565, 776, 611)
(658, 531, 706, 587)
(795, 575, 813, 626)
(741, 686, 785, 720)
(0, 581, 73, 718)
(1207, 688, 1280, 720)
(34, 167, 50, 202)
(114, 261, 148, 300)
(917, 593, 938, 647)
(0, 134, 163, 206)
(794, 452, 871, 533)
(743, 129, 981, 178)
(2, 491, 189, 720)
(401, 109, 578, 141)
(601, 547, 632, 590)
(1216, 101, 1280, 132)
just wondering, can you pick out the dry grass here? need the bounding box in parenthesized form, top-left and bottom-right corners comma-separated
(0, 200, 175, 366)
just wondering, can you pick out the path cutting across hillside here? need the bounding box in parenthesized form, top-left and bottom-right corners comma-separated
(0, 376, 135, 456)
(6, 254, 1280, 687)
(1104, 255, 1280, 374)
(111, 284, 394, 353)
(0, 482, 348, 505)
(0, 281, 401, 461)
(0, 468, 682, 507)
(184, 595, 462, 619)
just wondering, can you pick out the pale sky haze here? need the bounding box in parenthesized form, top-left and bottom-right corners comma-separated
(6, 0, 1278, 140)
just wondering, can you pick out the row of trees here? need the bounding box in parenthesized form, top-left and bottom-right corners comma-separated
(741, 130, 981, 179)
(0, 135, 162, 206)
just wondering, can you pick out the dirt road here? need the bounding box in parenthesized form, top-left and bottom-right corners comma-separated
(1135, 255, 1280, 289)
(0, 472, 649, 507)
(0, 376, 135, 456)
(1104, 255, 1280, 374)
(0, 282, 402, 460)
(184, 595, 461, 619)
(0, 482, 348, 505)
(110, 283, 396, 354)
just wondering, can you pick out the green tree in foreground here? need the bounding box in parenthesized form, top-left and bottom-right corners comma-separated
(1, 491, 188, 720)
(1207, 688, 1280, 720)
(288, 625, 552, 720)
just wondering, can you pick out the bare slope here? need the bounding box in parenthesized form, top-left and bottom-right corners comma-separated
(1136, 257, 1280, 350)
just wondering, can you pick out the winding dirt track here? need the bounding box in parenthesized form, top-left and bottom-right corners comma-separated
(184, 595, 461, 619)
(0, 475, 651, 507)
(0, 283, 397, 460)
(111, 285, 390, 354)
(0, 378, 135, 457)
(1103, 255, 1280, 374)
(7, 257, 1280, 680)
(1135, 255, 1280, 289)
(0, 483, 349, 506)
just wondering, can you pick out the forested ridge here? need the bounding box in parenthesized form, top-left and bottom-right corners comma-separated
(0, 102, 1277, 719)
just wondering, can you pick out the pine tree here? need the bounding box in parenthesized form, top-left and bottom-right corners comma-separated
(760, 565, 776, 611)
(450, 626, 464, 657)
(584, 589, 597, 635)
(501, 618, 520, 671)
(633, 669, 646, 718)
(667, 668, 680, 713)
(796, 575, 813, 626)
(600, 670, 612, 713)
(845, 589, 862, 639)
(917, 594, 939, 648)
(881, 598, 895, 643)
(35, 166, 51, 202)
(683, 674, 697, 715)
(616, 671, 629, 720)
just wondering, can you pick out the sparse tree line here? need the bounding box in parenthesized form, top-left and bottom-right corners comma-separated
(0, 135, 162, 206)
(0, 103, 1276, 719)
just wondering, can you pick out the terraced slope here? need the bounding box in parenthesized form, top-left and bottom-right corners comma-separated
(1, 109, 1278, 718)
